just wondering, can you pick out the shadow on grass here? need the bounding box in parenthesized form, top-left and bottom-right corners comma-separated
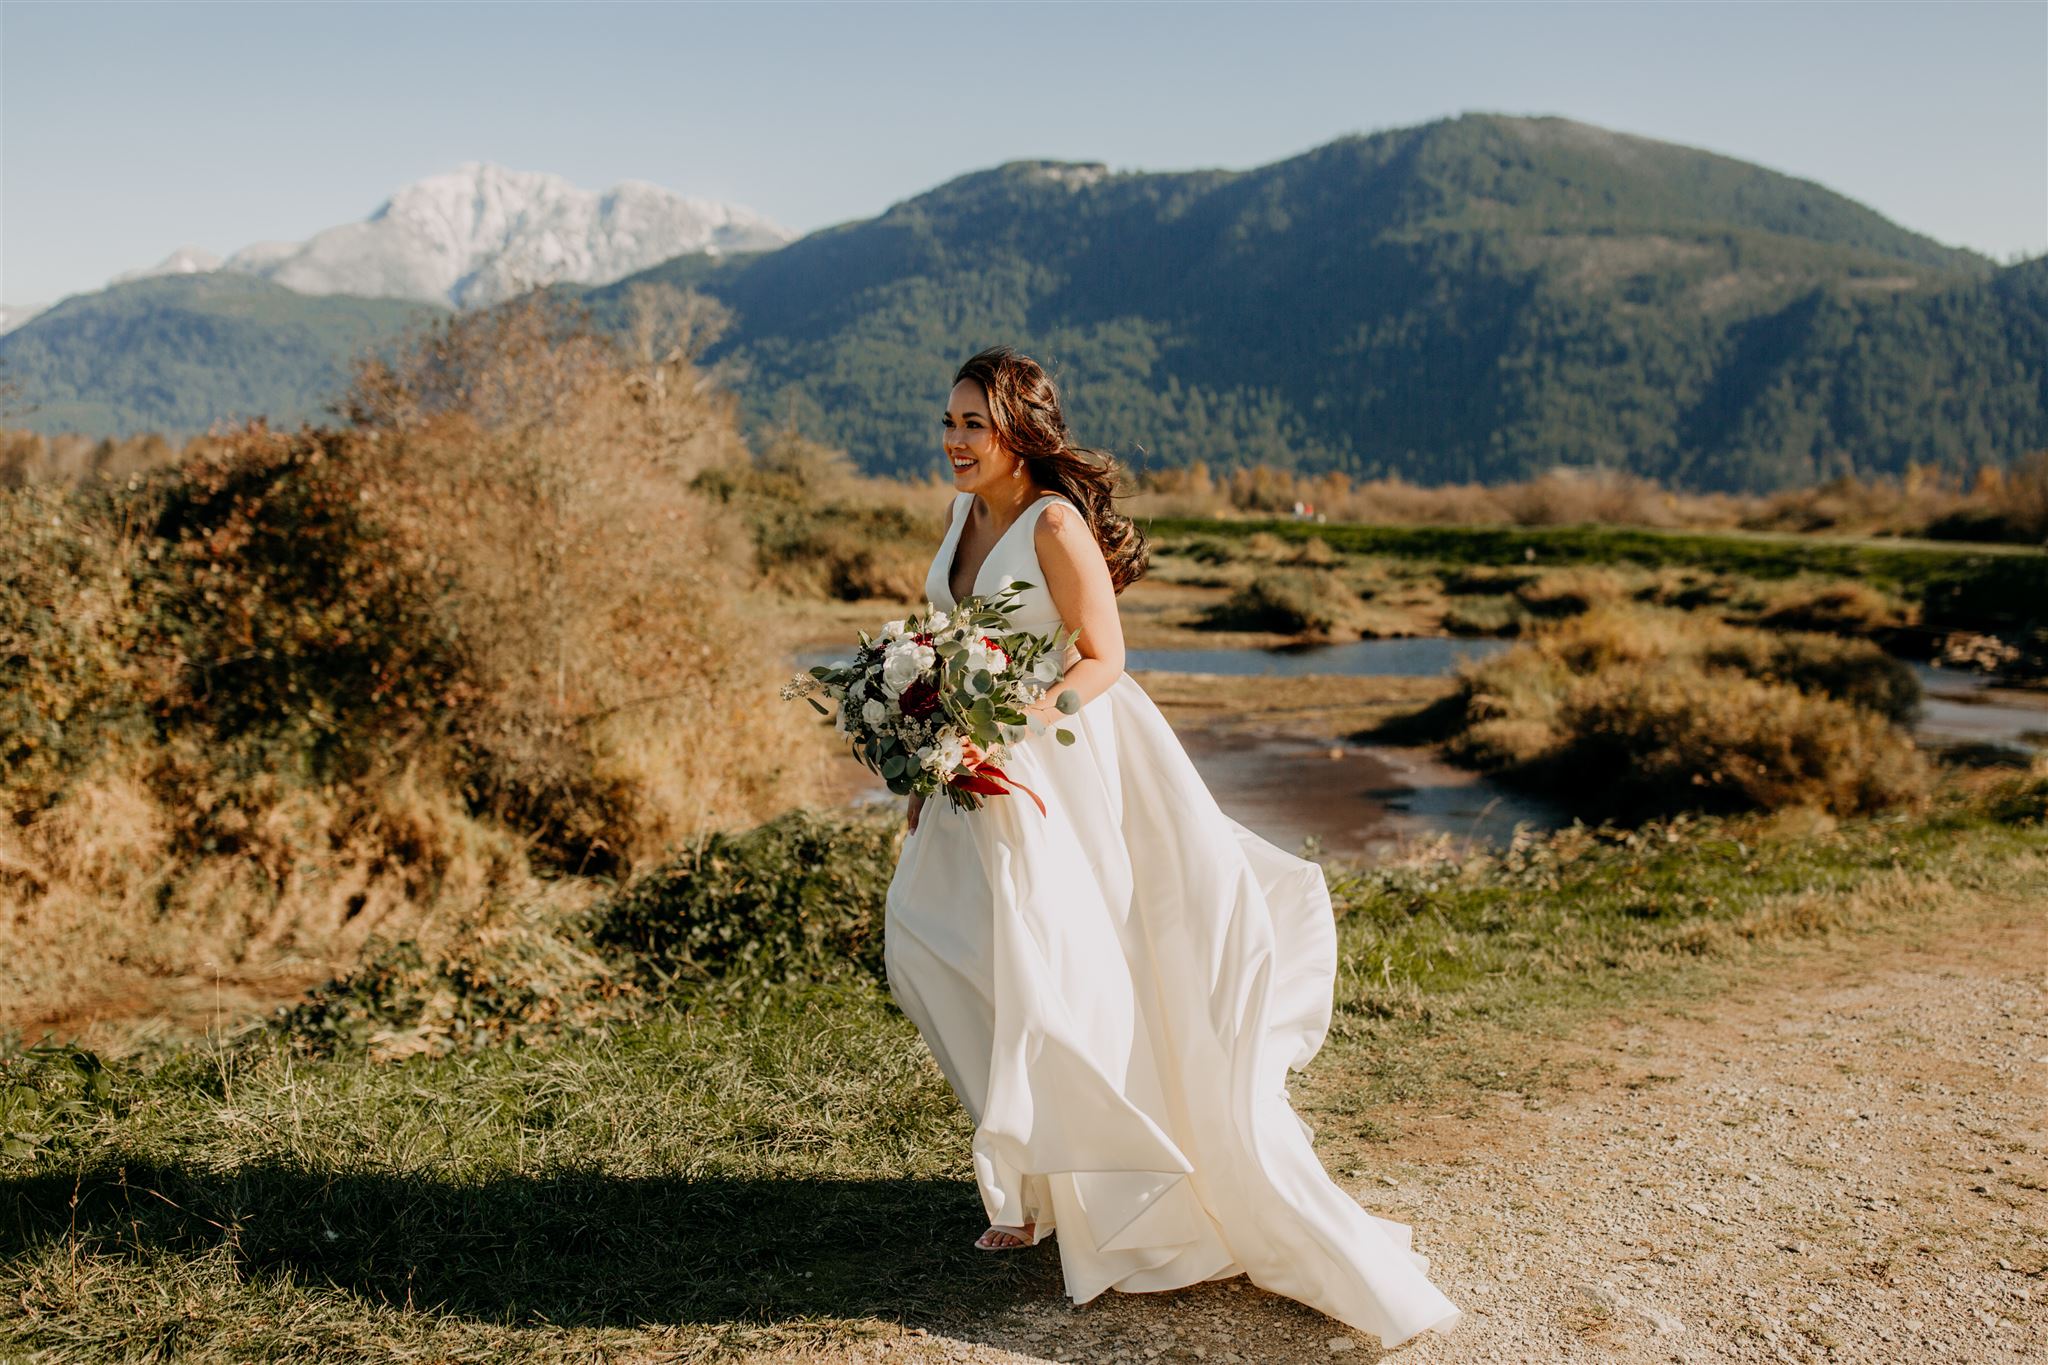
(2, 1160, 1410, 1358)
(0, 1162, 1061, 1329)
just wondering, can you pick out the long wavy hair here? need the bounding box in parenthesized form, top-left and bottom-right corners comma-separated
(952, 345, 1150, 593)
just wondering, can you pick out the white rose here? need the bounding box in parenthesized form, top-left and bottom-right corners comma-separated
(928, 734, 966, 775)
(861, 698, 887, 726)
(880, 618, 908, 642)
(925, 609, 950, 633)
(965, 637, 1010, 674)
(881, 641, 934, 696)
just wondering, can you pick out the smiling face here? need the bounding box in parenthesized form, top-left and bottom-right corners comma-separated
(942, 377, 1024, 495)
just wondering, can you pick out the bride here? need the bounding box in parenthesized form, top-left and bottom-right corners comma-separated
(882, 345, 1462, 1349)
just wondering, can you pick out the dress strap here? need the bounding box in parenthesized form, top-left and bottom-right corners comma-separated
(1021, 491, 1073, 532)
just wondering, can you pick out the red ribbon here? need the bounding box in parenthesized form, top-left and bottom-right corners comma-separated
(949, 761, 1048, 816)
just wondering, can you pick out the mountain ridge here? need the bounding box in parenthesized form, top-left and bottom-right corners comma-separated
(6, 114, 2040, 490)
(0, 161, 793, 330)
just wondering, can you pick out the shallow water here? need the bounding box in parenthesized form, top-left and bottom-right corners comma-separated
(1907, 662, 2048, 751)
(1125, 637, 1512, 678)
(797, 636, 1554, 861)
(1119, 644, 2045, 754)
(1173, 728, 1566, 863)
(796, 637, 2045, 865)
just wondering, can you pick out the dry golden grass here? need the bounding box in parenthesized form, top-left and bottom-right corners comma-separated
(337, 286, 829, 864)
(1, 286, 833, 1038)
(1124, 454, 2048, 544)
(1441, 606, 1933, 819)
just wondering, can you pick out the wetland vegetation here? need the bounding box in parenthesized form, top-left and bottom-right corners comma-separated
(4, 286, 2044, 1362)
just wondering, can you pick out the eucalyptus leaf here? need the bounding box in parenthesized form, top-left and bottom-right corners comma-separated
(1055, 690, 1081, 714)
(1056, 728, 1077, 746)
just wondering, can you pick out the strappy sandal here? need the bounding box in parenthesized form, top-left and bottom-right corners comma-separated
(974, 1222, 1037, 1251)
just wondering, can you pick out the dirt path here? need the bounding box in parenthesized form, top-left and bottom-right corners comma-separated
(812, 879, 2045, 1364)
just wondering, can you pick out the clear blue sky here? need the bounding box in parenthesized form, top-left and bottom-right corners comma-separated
(3, 0, 2043, 306)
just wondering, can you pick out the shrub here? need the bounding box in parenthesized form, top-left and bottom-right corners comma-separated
(1754, 579, 1914, 635)
(1438, 607, 1932, 820)
(1441, 595, 1526, 637)
(1, 286, 831, 1034)
(1514, 567, 1626, 618)
(1441, 565, 1540, 595)
(1177, 535, 1244, 566)
(739, 498, 933, 601)
(1201, 569, 1355, 636)
(132, 424, 468, 791)
(1540, 670, 1930, 819)
(1291, 535, 1337, 567)
(339, 286, 827, 870)
(1983, 760, 2048, 824)
(1697, 631, 1921, 725)
(592, 807, 902, 987)
(273, 908, 637, 1061)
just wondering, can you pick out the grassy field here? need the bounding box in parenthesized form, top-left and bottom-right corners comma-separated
(1144, 516, 2048, 638)
(5, 763, 2041, 1363)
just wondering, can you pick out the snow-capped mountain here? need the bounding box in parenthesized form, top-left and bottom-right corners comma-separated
(215, 162, 794, 308)
(109, 245, 225, 285)
(0, 163, 794, 329)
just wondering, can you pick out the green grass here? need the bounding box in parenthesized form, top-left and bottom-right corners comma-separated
(1147, 516, 2048, 632)
(3, 775, 2043, 1361)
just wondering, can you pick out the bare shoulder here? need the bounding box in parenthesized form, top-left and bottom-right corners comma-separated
(1034, 496, 1089, 544)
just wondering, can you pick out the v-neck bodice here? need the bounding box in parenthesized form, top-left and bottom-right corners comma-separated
(925, 490, 1075, 644)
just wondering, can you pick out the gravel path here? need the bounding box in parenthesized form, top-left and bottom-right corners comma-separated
(791, 873, 2044, 1365)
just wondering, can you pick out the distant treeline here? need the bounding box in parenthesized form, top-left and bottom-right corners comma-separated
(11, 424, 2046, 551)
(1121, 455, 2048, 546)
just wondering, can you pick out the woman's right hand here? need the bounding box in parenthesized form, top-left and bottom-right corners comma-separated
(906, 791, 926, 833)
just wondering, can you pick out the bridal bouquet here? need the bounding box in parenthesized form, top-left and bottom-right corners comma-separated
(781, 579, 1081, 812)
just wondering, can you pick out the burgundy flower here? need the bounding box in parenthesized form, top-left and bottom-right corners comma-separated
(898, 677, 941, 718)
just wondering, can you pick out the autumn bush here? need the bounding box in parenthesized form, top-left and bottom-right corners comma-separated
(1201, 569, 1359, 637)
(1437, 607, 1931, 819)
(693, 436, 936, 604)
(1, 285, 829, 1035)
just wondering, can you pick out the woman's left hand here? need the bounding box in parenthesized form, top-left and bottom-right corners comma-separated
(1024, 695, 1066, 730)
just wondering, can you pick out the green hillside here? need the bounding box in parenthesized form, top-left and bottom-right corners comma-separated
(577, 113, 2038, 490)
(0, 274, 442, 438)
(8, 113, 2043, 489)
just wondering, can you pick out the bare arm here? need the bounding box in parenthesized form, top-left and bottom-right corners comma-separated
(1029, 500, 1125, 722)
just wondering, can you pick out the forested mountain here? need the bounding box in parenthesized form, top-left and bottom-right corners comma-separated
(9, 113, 2043, 489)
(579, 113, 2041, 490)
(0, 274, 441, 437)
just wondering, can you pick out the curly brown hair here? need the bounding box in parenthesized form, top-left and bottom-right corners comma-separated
(951, 344, 1150, 593)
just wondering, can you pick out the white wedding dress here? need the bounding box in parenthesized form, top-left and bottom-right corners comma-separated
(883, 490, 1463, 1347)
